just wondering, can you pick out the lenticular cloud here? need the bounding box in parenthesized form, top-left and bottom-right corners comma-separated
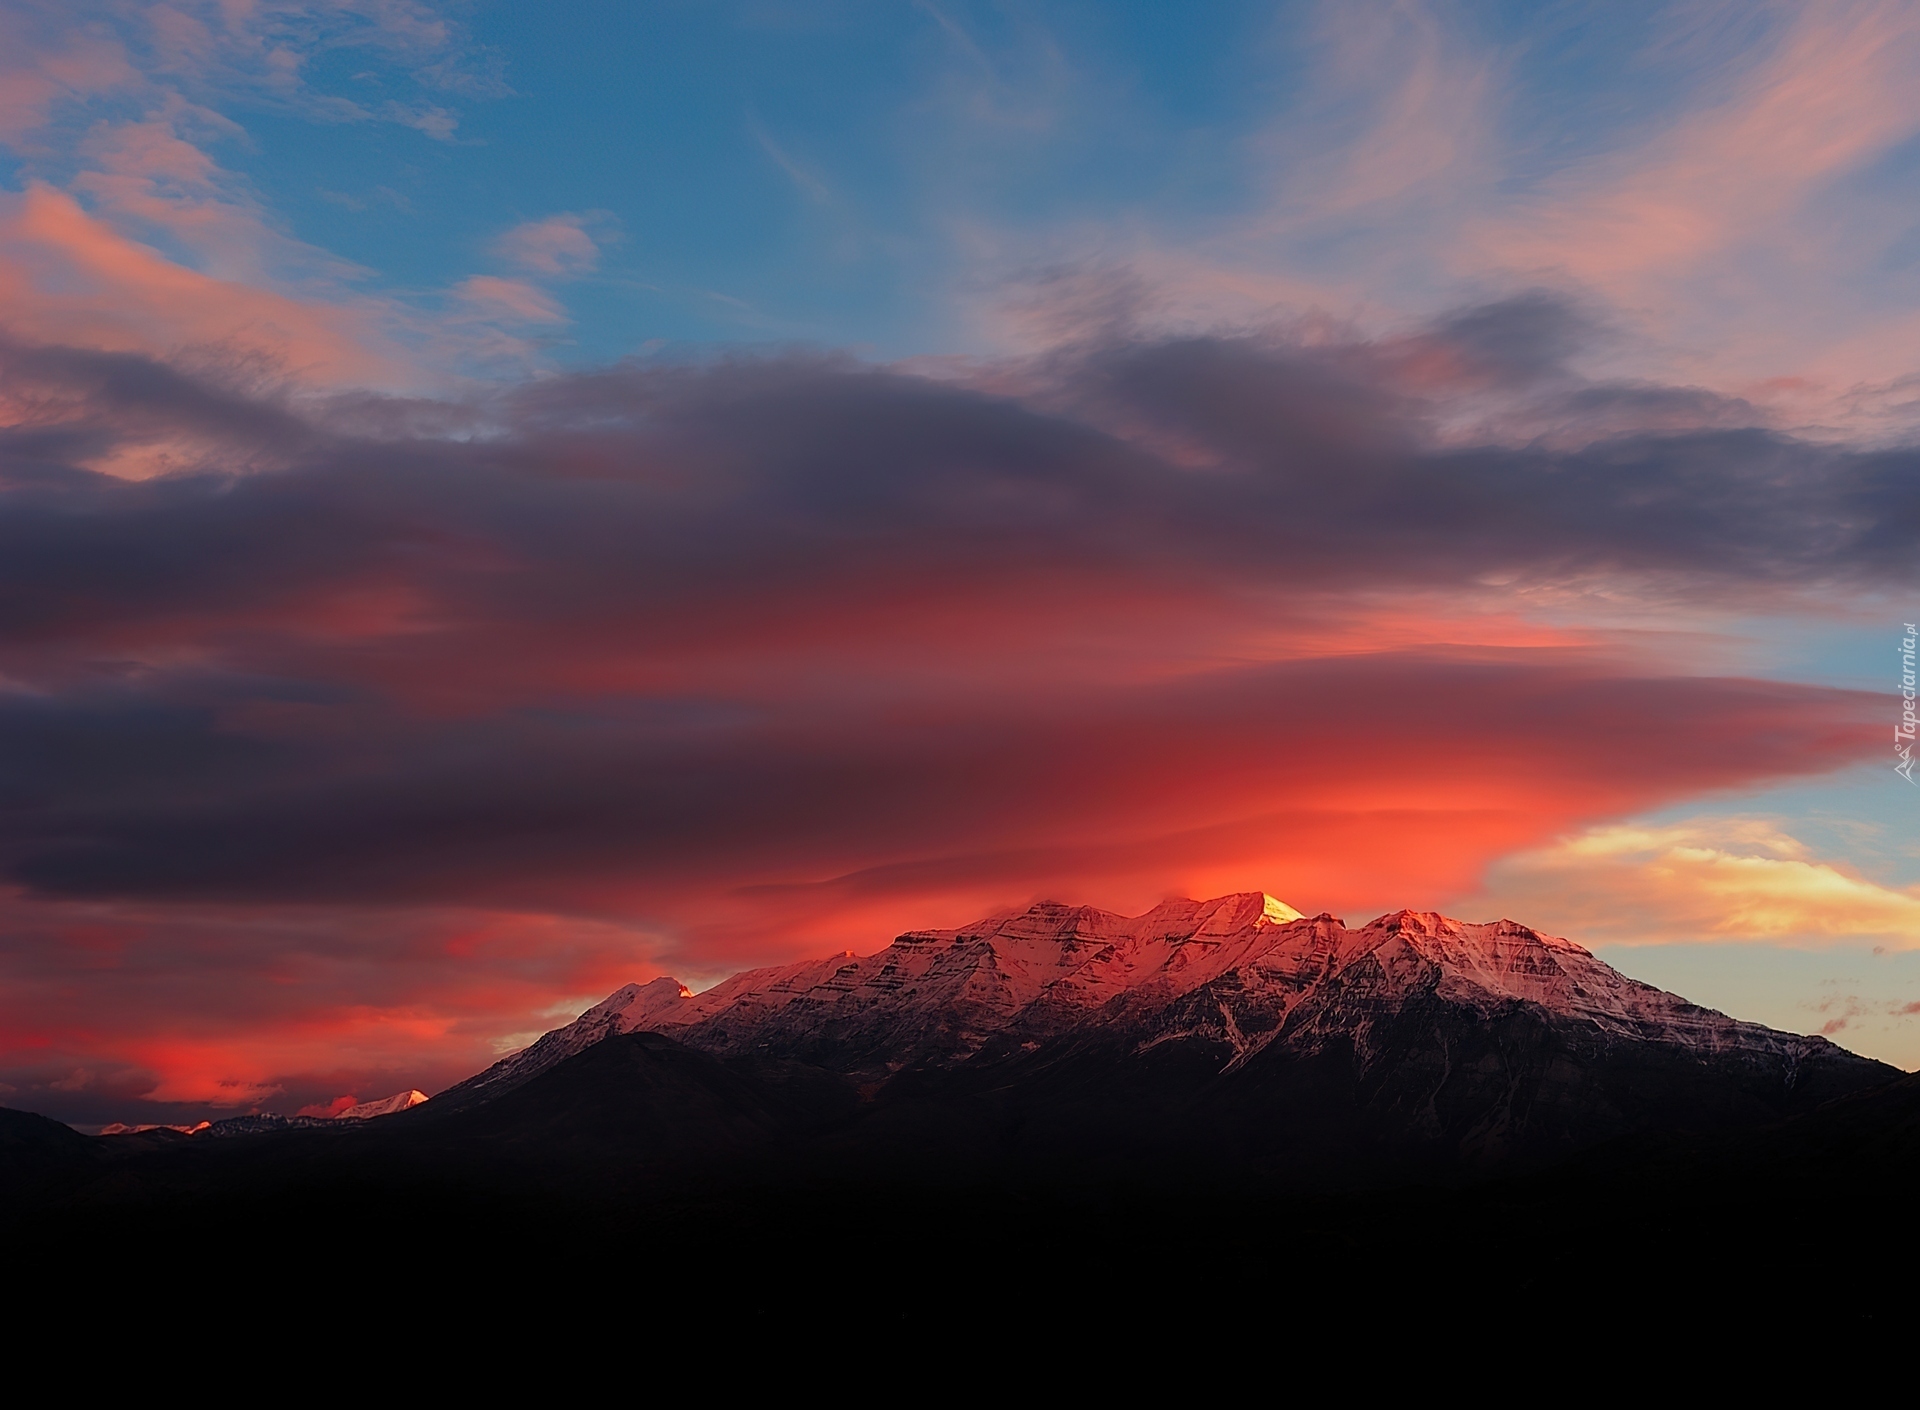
(0, 300, 1905, 1115)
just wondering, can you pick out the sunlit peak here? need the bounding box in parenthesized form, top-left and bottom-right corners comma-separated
(1263, 894, 1304, 924)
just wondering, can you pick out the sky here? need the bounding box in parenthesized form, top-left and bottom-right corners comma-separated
(3, 0, 1920, 1127)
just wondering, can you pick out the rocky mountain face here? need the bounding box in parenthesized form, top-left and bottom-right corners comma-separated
(438, 893, 1895, 1169)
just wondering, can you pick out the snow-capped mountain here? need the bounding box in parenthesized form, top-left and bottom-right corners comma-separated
(333, 1090, 429, 1120)
(96, 1090, 429, 1139)
(442, 892, 1882, 1154)
(440, 977, 693, 1108)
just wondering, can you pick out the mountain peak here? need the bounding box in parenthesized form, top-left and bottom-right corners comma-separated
(583, 976, 692, 1019)
(1261, 893, 1304, 924)
(335, 1090, 428, 1120)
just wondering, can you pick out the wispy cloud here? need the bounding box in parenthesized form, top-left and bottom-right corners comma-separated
(0, 183, 404, 395)
(747, 113, 832, 205)
(960, 0, 1920, 438)
(0, 6, 136, 142)
(454, 274, 568, 324)
(0, 2, 538, 390)
(494, 212, 609, 277)
(1263, 0, 1499, 226)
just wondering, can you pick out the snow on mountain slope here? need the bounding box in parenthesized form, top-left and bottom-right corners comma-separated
(334, 1090, 429, 1120)
(445, 892, 1865, 1105)
(437, 976, 693, 1108)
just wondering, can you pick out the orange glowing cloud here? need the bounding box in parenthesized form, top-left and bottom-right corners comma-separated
(0, 891, 682, 1117)
(1468, 817, 1920, 950)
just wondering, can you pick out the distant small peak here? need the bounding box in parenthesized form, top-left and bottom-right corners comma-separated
(333, 1089, 428, 1121)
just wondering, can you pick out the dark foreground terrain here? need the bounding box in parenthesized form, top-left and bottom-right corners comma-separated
(7, 1030, 1919, 1346)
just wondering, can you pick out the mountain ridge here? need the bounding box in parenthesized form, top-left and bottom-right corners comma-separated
(431, 891, 1890, 1169)
(446, 891, 1870, 1102)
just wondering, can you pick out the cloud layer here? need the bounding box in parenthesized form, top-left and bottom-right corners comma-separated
(0, 305, 1907, 1117)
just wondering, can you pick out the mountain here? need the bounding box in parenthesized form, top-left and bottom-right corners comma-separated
(6, 892, 1903, 1226)
(441, 892, 1892, 1168)
(438, 977, 691, 1110)
(5, 894, 1915, 1331)
(91, 1090, 429, 1143)
(333, 1090, 429, 1120)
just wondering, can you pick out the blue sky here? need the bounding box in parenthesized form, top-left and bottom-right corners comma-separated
(22, 0, 1896, 369)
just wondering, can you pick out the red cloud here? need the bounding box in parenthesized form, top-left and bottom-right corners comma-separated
(0, 330, 1906, 1122)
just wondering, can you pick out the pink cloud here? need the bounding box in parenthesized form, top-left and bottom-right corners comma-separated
(0, 183, 404, 393)
(67, 103, 288, 279)
(1472, 1, 1920, 291)
(142, 0, 469, 121)
(495, 213, 604, 276)
(0, 88, 574, 394)
(1268, 0, 1496, 222)
(983, 2, 1920, 436)
(454, 274, 570, 325)
(0, 14, 136, 141)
